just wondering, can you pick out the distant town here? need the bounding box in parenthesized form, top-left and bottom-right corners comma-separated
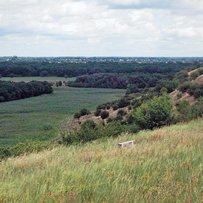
(1, 56, 203, 64)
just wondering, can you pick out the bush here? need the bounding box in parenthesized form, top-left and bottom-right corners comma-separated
(0, 141, 52, 159)
(74, 108, 91, 119)
(118, 98, 130, 108)
(117, 109, 127, 117)
(62, 121, 126, 144)
(112, 104, 119, 111)
(176, 99, 203, 122)
(106, 117, 113, 123)
(101, 111, 109, 119)
(74, 112, 81, 119)
(80, 108, 90, 116)
(94, 109, 101, 117)
(132, 94, 173, 129)
(179, 82, 192, 93)
(190, 71, 199, 80)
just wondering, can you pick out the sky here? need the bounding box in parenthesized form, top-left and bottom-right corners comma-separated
(0, 0, 203, 57)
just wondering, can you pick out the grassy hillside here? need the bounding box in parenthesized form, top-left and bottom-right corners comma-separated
(0, 119, 202, 202)
(0, 87, 125, 147)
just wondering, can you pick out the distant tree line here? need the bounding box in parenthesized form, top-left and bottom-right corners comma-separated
(68, 72, 175, 90)
(0, 61, 193, 77)
(0, 81, 53, 102)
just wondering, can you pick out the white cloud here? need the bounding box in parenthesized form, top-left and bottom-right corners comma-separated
(0, 0, 202, 56)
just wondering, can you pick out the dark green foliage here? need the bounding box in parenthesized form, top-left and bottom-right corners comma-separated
(117, 98, 130, 108)
(126, 84, 140, 94)
(106, 117, 113, 123)
(0, 61, 191, 78)
(69, 72, 176, 90)
(179, 82, 203, 98)
(190, 72, 199, 80)
(132, 94, 173, 129)
(117, 109, 127, 117)
(101, 111, 109, 119)
(0, 80, 53, 102)
(40, 70, 49, 77)
(0, 141, 51, 159)
(176, 99, 203, 122)
(81, 120, 97, 129)
(56, 81, 62, 87)
(62, 122, 127, 144)
(156, 79, 179, 93)
(94, 109, 101, 117)
(179, 82, 192, 92)
(74, 108, 91, 119)
(112, 104, 119, 111)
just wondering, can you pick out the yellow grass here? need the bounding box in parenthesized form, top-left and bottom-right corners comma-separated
(0, 119, 203, 202)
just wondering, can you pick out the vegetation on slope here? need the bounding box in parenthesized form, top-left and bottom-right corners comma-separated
(0, 119, 202, 202)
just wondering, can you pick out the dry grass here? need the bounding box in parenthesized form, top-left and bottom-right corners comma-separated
(0, 119, 203, 202)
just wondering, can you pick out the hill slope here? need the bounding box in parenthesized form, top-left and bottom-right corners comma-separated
(0, 119, 203, 202)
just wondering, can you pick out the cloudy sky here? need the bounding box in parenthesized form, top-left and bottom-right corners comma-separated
(0, 0, 203, 56)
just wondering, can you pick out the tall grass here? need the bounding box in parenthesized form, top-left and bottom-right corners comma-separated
(0, 119, 202, 202)
(0, 87, 125, 147)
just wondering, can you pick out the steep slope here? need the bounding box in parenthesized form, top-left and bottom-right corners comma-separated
(0, 119, 203, 203)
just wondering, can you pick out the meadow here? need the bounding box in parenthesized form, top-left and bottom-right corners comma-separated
(1, 76, 75, 82)
(0, 87, 125, 147)
(0, 119, 202, 202)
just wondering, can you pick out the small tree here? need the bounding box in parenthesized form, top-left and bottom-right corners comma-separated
(101, 111, 109, 119)
(133, 94, 173, 129)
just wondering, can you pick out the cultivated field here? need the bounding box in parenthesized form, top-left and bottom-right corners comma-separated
(0, 119, 202, 202)
(0, 87, 125, 147)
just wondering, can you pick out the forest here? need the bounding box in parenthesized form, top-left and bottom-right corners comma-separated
(0, 81, 53, 102)
(0, 60, 195, 77)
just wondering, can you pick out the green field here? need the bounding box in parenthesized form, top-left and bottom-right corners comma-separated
(0, 119, 202, 202)
(0, 87, 125, 147)
(1, 76, 75, 82)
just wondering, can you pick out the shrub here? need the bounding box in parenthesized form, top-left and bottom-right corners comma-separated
(0, 141, 51, 159)
(127, 114, 134, 124)
(74, 112, 81, 119)
(94, 109, 101, 117)
(81, 120, 97, 129)
(118, 98, 130, 108)
(62, 121, 126, 144)
(178, 82, 192, 93)
(177, 92, 183, 99)
(190, 71, 199, 80)
(176, 99, 203, 122)
(106, 117, 113, 123)
(132, 94, 173, 129)
(101, 111, 109, 119)
(106, 104, 111, 110)
(115, 114, 123, 121)
(80, 108, 90, 116)
(74, 108, 91, 119)
(112, 104, 119, 111)
(117, 109, 127, 117)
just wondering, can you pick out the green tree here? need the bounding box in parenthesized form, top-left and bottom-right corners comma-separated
(132, 94, 173, 129)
